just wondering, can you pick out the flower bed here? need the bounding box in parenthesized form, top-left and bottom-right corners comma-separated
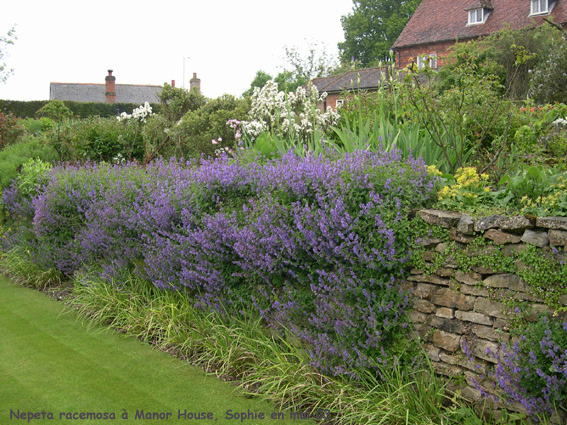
(2, 149, 436, 377)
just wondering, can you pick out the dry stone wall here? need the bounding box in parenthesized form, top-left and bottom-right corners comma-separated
(405, 209, 567, 417)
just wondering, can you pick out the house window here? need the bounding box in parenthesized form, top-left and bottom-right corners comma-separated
(417, 54, 438, 69)
(335, 99, 345, 107)
(531, 0, 549, 15)
(468, 8, 484, 24)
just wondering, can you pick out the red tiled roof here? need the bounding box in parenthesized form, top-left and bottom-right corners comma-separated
(393, 0, 567, 48)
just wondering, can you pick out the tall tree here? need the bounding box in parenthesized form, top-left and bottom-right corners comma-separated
(243, 70, 273, 97)
(282, 40, 338, 82)
(339, 0, 420, 66)
(0, 26, 17, 83)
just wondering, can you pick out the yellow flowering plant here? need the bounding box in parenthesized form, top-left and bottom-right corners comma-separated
(520, 174, 567, 217)
(436, 166, 499, 210)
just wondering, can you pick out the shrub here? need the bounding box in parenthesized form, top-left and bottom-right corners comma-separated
(21, 117, 55, 136)
(241, 80, 339, 144)
(437, 24, 561, 101)
(51, 116, 145, 162)
(171, 94, 249, 158)
(1, 158, 53, 226)
(530, 41, 567, 104)
(0, 112, 24, 149)
(158, 84, 206, 123)
(16, 158, 53, 198)
(36, 100, 73, 122)
(503, 168, 567, 217)
(402, 65, 511, 173)
(0, 137, 59, 192)
(2, 149, 437, 377)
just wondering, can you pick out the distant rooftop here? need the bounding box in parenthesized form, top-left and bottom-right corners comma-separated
(50, 70, 162, 104)
(311, 67, 390, 94)
(50, 83, 162, 104)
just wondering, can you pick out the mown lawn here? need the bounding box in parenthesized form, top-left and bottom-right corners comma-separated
(0, 276, 310, 424)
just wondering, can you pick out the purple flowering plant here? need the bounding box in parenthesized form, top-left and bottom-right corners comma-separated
(2, 148, 437, 378)
(465, 316, 567, 421)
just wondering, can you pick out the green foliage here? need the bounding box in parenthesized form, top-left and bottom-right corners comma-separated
(331, 84, 457, 173)
(66, 270, 491, 425)
(158, 83, 206, 123)
(339, 0, 420, 66)
(436, 40, 503, 93)
(140, 113, 170, 163)
(21, 117, 55, 135)
(509, 104, 567, 166)
(243, 70, 273, 97)
(0, 25, 16, 83)
(438, 24, 564, 101)
(273, 70, 306, 94)
(402, 65, 511, 173)
(53, 116, 144, 162)
(0, 137, 58, 192)
(530, 40, 567, 104)
(516, 245, 567, 310)
(437, 167, 508, 213)
(36, 100, 73, 122)
(483, 24, 559, 100)
(412, 236, 567, 315)
(499, 166, 565, 208)
(16, 158, 52, 198)
(0, 100, 48, 119)
(0, 112, 24, 149)
(281, 40, 338, 82)
(0, 99, 161, 120)
(0, 244, 62, 289)
(170, 94, 249, 158)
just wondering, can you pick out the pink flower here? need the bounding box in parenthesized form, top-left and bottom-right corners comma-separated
(212, 139, 218, 145)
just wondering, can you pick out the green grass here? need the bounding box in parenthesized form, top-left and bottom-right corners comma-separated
(65, 271, 499, 425)
(0, 275, 307, 425)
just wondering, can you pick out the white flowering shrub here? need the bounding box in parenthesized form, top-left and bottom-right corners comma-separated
(241, 80, 339, 143)
(116, 102, 154, 123)
(529, 42, 567, 104)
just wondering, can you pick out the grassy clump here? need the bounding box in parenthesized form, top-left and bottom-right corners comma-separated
(0, 275, 296, 425)
(66, 270, 497, 425)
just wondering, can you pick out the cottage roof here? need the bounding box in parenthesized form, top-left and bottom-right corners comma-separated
(311, 67, 389, 94)
(393, 0, 567, 49)
(50, 83, 162, 104)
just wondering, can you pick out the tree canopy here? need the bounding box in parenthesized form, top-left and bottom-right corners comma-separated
(0, 26, 17, 83)
(339, 0, 420, 66)
(243, 41, 339, 96)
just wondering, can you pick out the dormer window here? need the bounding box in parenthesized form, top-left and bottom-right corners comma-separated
(531, 0, 550, 15)
(468, 8, 485, 24)
(466, 1, 492, 25)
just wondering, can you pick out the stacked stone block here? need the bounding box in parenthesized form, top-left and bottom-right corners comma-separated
(406, 209, 567, 416)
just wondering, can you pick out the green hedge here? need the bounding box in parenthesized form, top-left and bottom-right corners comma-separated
(0, 100, 162, 119)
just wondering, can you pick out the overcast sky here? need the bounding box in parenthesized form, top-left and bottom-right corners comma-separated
(0, 0, 354, 101)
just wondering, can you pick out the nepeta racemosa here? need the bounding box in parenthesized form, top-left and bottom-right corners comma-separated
(464, 316, 567, 421)
(2, 148, 436, 378)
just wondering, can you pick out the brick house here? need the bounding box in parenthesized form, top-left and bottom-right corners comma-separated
(50, 70, 163, 104)
(311, 67, 391, 110)
(392, 0, 567, 69)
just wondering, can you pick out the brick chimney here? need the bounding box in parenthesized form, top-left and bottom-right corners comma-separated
(189, 72, 201, 93)
(105, 70, 116, 103)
